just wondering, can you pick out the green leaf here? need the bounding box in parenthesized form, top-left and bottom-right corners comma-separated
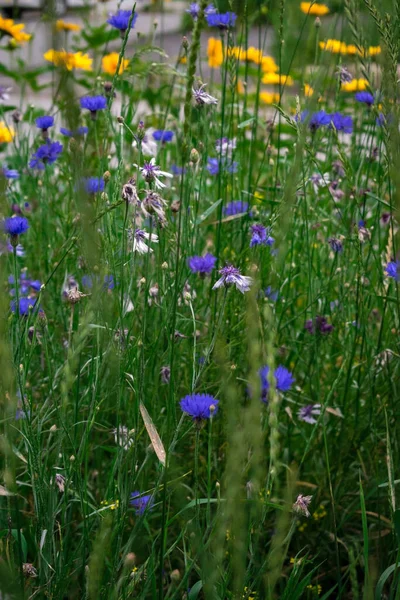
(188, 581, 203, 599)
(375, 563, 398, 600)
(196, 198, 223, 225)
(81, 27, 120, 48)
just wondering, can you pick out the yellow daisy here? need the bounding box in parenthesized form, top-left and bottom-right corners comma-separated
(300, 2, 329, 15)
(102, 52, 129, 75)
(304, 83, 314, 96)
(0, 16, 31, 43)
(0, 121, 15, 144)
(260, 92, 280, 104)
(44, 49, 92, 71)
(261, 56, 279, 73)
(55, 20, 81, 32)
(207, 37, 224, 68)
(341, 78, 369, 92)
(262, 73, 294, 86)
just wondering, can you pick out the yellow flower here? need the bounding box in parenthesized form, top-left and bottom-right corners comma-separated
(319, 39, 347, 54)
(260, 92, 280, 104)
(341, 78, 369, 92)
(55, 20, 81, 32)
(300, 2, 329, 16)
(0, 16, 31, 43)
(368, 45, 381, 56)
(0, 122, 14, 143)
(261, 55, 279, 73)
(262, 72, 293, 86)
(44, 49, 92, 71)
(102, 52, 129, 75)
(207, 37, 223, 68)
(304, 83, 314, 96)
(246, 46, 263, 64)
(346, 43, 357, 55)
(237, 80, 245, 94)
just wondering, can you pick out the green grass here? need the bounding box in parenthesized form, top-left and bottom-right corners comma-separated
(0, 0, 399, 598)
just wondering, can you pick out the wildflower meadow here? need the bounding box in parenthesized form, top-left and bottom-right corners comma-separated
(0, 0, 399, 598)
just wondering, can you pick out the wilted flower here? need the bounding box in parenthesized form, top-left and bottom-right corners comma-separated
(336, 66, 353, 83)
(113, 425, 135, 450)
(293, 494, 313, 518)
(122, 178, 139, 205)
(141, 190, 168, 223)
(130, 491, 154, 515)
(140, 158, 172, 190)
(130, 229, 159, 254)
(55, 473, 65, 492)
(328, 237, 343, 253)
(213, 265, 253, 293)
(193, 84, 218, 106)
(298, 404, 321, 424)
(22, 563, 38, 578)
(160, 366, 170, 384)
(180, 393, 219, 420)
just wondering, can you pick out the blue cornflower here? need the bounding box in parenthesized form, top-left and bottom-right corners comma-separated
(84, 177, 105, 194)
(130, 491, 154, 515)
(170, 164, 186, 176)
(188, 253, 217, 275)
(152, 130, 174, 143)
(2, 166, 19, 179)
(264, 286, 279, 302)
(328, 237, 343, 253)
(376, 113, 386, 127)
(36, 115, 54, 130)
(3, 216, 29, 237)
(259, 365, 294, 401)
(107, 10, 137, 34)
(206, 11, 237, 29)
(180, 393, 219, 420)
(80, 96, 107, 117)
(29, 141, 63, 169)
(60, 126, 88, 137)
(10, 296, 37, 315)
(82, 274, 115, 290)
(355, 92, 374, 106)
(250, 224, 274, 248)
(223, 200, 250, 216)
(385, 260, 399, 282)
(330, 112, 353, 133)
(300, 110, 331, 132)
(207, 158, 219, 175)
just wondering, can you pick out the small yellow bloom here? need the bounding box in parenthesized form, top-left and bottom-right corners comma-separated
(341, 78, 369, 92)
(368, 45, 381, 56)
(44, 49, 92, 71)
(246, 46, 263, 64)
(319, 39, 347, 54)
(300, 2, 329, 16)
(260, 92, 280, 104)
(346, 43, 358, 55)
(0, 16, 31, 43)
(55, 19, 81, 32)
(102, 52, 129, 75)
(237, 80, 245, 94)
(261, 55, 279, 73)
(262, 72, 293, 86)
(304, 83, 314, 96)
(207, 37, 224, 68)
(0, 122, 15, 144)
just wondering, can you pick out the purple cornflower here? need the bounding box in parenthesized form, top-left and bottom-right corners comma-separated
(131, 228, 159, 254)
(206, 11, 237, 29)
(305, 316, 334, 335)
(180, 393, 219, 420)
(140, 158, 172, 190)
(2, 166, 19, 179)
(80, 96, 107, 118)
(130, 491, 154, 515)
(152, 130, 174, 143)
(207, 157, 238, 175)
(293, 494, 313, 518)
(328, 237, 343, 253)
(250, 224, 274, 248)
(0, 241, 24, 256)
(215, 137, 236, 157)
(299, 110, 330, 132)
(36, 115, 54, 131)
(213, 264, 253, 293)
(9, 272, 41, 296)
(84, 177, 105, 194)
(329, 112, 353, 133)
(223, 200, 250, 216)
(186, 2, 216, 19)
(259, 365, 294, 401)
(107, 10, 137, 35)
(10, 297, 37, 315)
(385, 260, 399, 282)
(298, 404, 321, 424)
(170, 164, 186, 176)
(188, 253, 217, 275)
(264, 286, 279, 302)
(60, 126, 88, 137)
(29, 141, 63, 169)
(3, 216, 29, 238)
(355, 92, 374, 106)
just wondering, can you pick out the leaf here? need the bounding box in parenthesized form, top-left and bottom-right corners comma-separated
(0, 485, 14, 496)
(375, 563, 398, 600)
(394, 509, 400, 545)
(188, 581, 203, 599)
(139, 403, 166, 466)
(195, 198, 223, 225)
